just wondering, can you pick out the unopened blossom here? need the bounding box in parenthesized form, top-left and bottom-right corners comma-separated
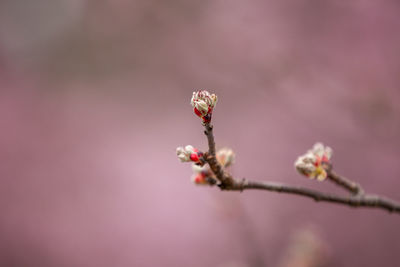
(216, 148, 235, 167)
(191, 164, 215, 185)
(190, 90, 218, 123)
(176, 145, 203, 163)
(294, 143, 333, 181)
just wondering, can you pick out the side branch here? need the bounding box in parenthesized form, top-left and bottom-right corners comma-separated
(204, 123, 216, 156)
(203, 123, 233, 186)
(241, 180, 400, 213)
(327, 169, 364, 195)
(202, 123, 400, 215)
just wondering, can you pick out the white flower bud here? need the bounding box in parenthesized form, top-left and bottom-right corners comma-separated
(294, 143, 333, 181)
(294, 152, 317, 177)
(191, 90, 218, 123)
(184, 145, 196, 154)
(216, 148, 235, 167)
(194, 100, 209, 115)
(311, 142, 333, 160)
(192, 164, 206, 173)
(176, 146, 191, 162)
(176, 145, 202, 163)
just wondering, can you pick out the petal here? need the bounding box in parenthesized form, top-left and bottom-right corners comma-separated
(176, 147, 184, 155)
(185, 145, 195, 153)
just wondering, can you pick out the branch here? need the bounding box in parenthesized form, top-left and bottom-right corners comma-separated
(327, 169, 364, 196)
(202, 123, 400, 214)
(204, 123, 216, 156)
(242, 180, 400, 213)
(203, 123, 234, 187)
(182, 90, 400, 215)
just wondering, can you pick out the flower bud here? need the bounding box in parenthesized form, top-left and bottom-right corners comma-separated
(191, 173, 209, 185)
(216, 148, 235, 167)
(176, 145, 203, 163)
(191, 90, 218, 123)
(294, 143, 333, 181)
(176, 146, 190, 162)
(191, 164, 216, 185)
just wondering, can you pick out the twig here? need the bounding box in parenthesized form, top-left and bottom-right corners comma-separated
(204, 123, 216, 156)
(203, 123, 234, 187)
(327, 169, 364, 196)
(242, 180, 400, 213)
(202, 123, 400, 214)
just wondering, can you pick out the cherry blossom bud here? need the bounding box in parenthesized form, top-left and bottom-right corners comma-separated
(294, 143, 333, 181)
(191, 164, 216, 185)
(191, 90, 218, 123)
(192, 164, 209, 174)
(311, 143, 332, 164)
(191, 173, 209, 185)
(176, 145, 203, 163)
(176, 146, 190, 162)
(216, 148, 235, 167)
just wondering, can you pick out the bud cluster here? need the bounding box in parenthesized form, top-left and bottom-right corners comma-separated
(294, 143, 332, 181)
(191, 164, 215, 185)
(176, 145, 204, 164)
(216, 148, 235, 167)
(190, 90, 218, 123)
(176, 145, 235, 186)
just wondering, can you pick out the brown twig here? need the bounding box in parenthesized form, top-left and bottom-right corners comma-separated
(202, 123, 400, 214)
(242, 180, 400, 213)
(203, 123, 235, 187)
(327, 169, 364, 196)
(204, 123, 216, 156)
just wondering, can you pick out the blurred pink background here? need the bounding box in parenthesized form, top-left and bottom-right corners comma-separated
(1, 1, 400, 266)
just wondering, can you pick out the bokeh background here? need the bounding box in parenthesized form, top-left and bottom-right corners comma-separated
(1, 1, 400, 266)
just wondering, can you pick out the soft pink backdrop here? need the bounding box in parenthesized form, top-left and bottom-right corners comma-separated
(0, 1, 399, 266)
